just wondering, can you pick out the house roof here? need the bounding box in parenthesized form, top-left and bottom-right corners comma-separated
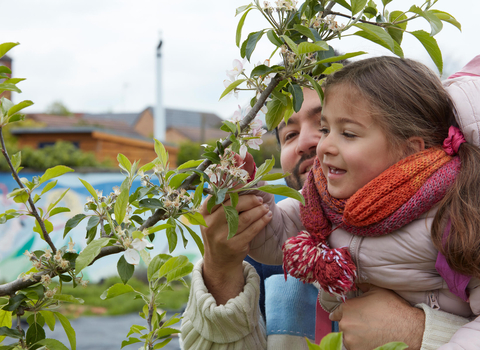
(171, 126, 229, 143)
(10, 126, 153, 143)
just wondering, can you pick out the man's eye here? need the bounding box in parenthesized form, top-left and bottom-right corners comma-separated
(284, 132, 298, 141)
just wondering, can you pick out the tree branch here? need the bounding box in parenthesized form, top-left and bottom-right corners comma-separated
(0, 127, 57, 254)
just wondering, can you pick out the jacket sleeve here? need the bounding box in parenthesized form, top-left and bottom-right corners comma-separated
(416, 304, 475, 350)
(180, 259, 267, 350)
(248, 191, 305, 266)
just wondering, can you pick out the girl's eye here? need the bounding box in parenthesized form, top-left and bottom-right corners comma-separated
(342, 132, 356, 138)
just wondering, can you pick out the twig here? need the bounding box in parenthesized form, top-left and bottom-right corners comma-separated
(0, 127, 57, 254)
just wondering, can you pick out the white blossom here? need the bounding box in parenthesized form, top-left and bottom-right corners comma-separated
(124, 238, 153, 265)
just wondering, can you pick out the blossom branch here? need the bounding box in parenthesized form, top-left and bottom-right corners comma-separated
(0, 127, 57, 254)
(139, 74, 283, 230)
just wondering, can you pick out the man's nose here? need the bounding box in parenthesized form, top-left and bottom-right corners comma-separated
(295, 128, 321, 155)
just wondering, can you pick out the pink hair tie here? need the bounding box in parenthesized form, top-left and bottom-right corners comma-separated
(443, 126, 466, 156)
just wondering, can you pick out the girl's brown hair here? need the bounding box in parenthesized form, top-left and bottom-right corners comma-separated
(323, 56, 480, 278)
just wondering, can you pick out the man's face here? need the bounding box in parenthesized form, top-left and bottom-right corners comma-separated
(277, 88, 323, 190)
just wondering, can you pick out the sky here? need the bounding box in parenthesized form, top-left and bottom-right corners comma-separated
(2, 0, 479, 120)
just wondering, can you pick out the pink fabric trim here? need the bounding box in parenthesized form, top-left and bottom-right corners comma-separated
(315, 298, 332, 343)
(443, 126, 466, 155)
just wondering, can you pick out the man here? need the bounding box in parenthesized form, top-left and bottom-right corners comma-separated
(180, 88, 469, 350)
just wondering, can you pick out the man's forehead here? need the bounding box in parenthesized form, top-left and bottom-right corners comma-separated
(277, 104, 323, 130)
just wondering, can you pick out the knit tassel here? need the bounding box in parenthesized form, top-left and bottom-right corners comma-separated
(282, 231, 357, 298)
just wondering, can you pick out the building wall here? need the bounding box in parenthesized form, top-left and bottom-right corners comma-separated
(134, 109, 154, 138)
(165, 128, 189, 144)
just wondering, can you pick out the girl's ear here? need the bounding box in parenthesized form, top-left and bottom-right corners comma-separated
(407, 136, 425, 153)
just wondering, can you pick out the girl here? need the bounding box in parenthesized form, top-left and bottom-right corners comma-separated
(247, 56, 480, 340)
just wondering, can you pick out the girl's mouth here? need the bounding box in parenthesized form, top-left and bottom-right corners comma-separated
(329, 167, 346, 175)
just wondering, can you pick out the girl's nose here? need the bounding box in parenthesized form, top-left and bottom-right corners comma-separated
(317, 132, 337, 158)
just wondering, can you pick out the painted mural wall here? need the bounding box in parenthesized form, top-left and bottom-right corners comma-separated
(0, 171, 204, 283)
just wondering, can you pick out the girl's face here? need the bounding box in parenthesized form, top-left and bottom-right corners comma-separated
(317, 84, 401, 199)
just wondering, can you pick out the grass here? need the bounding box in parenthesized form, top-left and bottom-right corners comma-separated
(55, 276, 190, 318)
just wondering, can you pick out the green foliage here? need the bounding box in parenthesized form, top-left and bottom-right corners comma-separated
(0, 141, 109, 171)
(45, 100, 73, 116)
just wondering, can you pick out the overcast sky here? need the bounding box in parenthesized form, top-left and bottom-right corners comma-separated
(2, 0, 478, 119)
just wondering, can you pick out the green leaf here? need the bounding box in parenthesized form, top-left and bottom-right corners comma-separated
(0, 310, 12, 343)
(354, 23, 394, 51)
(7, 100, 33, 118)
(257, 184, 305, 205)
(2, 294, 27, 312)
(52, 294, 84, 304)
(193, 182, 204, 207)
(387, 11, 408, 45)
(381, 0, 392, 5)
(78, 178, 98, 201)
(117, 255, 135, 284)
(155, 327, 181, 339)
(154, 139, 169, 168)
(127, 324, 147, 337)
(0, 83, 20, 94)
(373, 342, 408, 350)
(177, 159, 203, 170)
(49, 207, 70, 217)
(202, 151, 221, 164)
(39, 310, 55, 332)
(47, 188, 69, 213)
(333, 0, 351, 10)
(242, 31, 265, 61)
(183, 212, 207, 227)
(0, 326, 23, 339)
(117, 153, 132, 173)
(39, 166, 74, 185)
(147, 254, 171, 280)
(63, 213, 86, 238)
(351, 0, 368, 15)
(280, 35, 299, 55)
(75, 238, 111, 273)
(296, 25, 317, 41)
(267, 29, 284, 47)
(114, 182, 129, 225)
(0, 66, 11, 74)
(316, 51, 366, 65)
(297, 42, 328, 55)
(166, 218, 177, 253)
(229, 192, 239, 209)
(235, 4, 252, 16)
(219, 78, 246, 100)
(169, 173, 189, 189)
(410, 30, 442, 74)
(35, 338, 69, 350)
(158, 255, 190, 280)
(222, 205, 239, 239)
(236, 7, 254, 47)
(221, 120, 237, 133)
(181, 223, 204, 256)
(139, 198, 163, 210)
(409, 5, 442, 36)
(353, 31, 403, 58)
(265, 97, 287, 130)
(250, 64, 274, 78)
(428, 10, 461, 31)
(255, 157, 275, 179)
(100, 283, 135, 300)
(153, 339, 172, 349)
(0, 43, 19, 59)
(260, 173, 288, 181)
(41, 180, 57, 196)
(53, 313, 76, 350)
(10, 152, 21, 172)
(121, 338, 142, 348)
(288, 83, 304, 113)
(147, 223, 174, 234)
(86, 215, 100, 232)
(319, 331, 342, 350)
